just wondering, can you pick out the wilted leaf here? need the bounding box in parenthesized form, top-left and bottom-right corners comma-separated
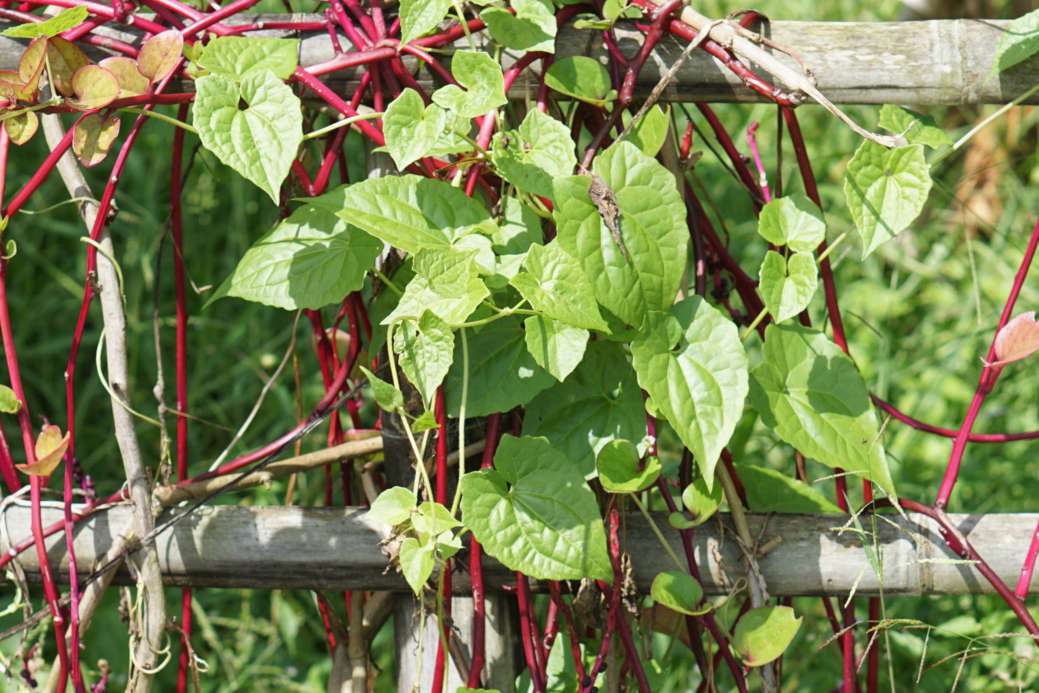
(70, 64, 120, 110)
(989, 311, 1039, 367)
(16, 424, 69, 477)
(73, 113, 121, 167)
(136, 29, 183, 82)
(99, 57, 149, 97)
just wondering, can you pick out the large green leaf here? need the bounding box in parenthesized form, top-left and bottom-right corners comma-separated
(432, 50, 507, 119)
(995, 9, 1039, 72)
(399, 0, 452, 46)
(758, 250, 817, 323)
(610, 104, 669, 158)
(459, 435, 611, 581)
(445, 316, 554, 416)
(193, 70, 302, 203)
(756, 193, 826, 252)
(510, 241, 607, 330)
(481, 0, 556, 53)
(554, 142, 687, 326)
(843, 142, 932, 257)
(309, 175, 494, 254)
(737, 464, 842, 514)
(209, 204, 379, 310)
(492, 109, 576, 200)
(544, 56, 614, 107)
(733, 606, 802, 667)
(197, 37, 299, 80)
(523, 341, 645, 478)
(631, 297, 747, 488)
(398, 537, 435, 594)
(523, 315, 587, 382)
(382, 88, 448, 170)
(394, 311, 455, 409)
(651, 571, 707, 616)
(748, 324, 898, 501)
(385, 248, 489, 326)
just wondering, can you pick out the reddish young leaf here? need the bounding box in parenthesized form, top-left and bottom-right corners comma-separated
(989, 311, 1039, 368)
(136, 29, 183, 83)
(99, 57, 149, 97)
(4, 109, 38, 145)
(47, 36, 90, 97)
(15, 424, 69, 477)
(73, 113, 120, 167)
(69, 64, 119, 110)
(15, 37, 46, 102)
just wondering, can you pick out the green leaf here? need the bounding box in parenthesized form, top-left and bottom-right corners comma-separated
(412, 409, 438, 433)
(611, 105, 669, 157)
(481, 0, 556, 53)
(383, 88, 448, 170)
(413, 501, 461, 537)
(748, 324, 898, 501)
(995, 9, 1039, 72)
(0, 384, 21, 414)
(554, 142, 688, 326)
(193, 71, 303, 204)
(209, 204, 379, 310)
(756, 193, 826, 252)
(446, 316, 554, 416)
(197, 36, 299, 80)
(523, 341, 646, 478)
(510, 241, 606, 330)
(432, 50, 507, 119)
(394, 311, 455, 409)
(3, 6, 87, 38)
(491, 109, 577, 200)
(544, 56, 614, 106)
(524, 315, 588, 382)
(367, 486, 417, 526)
(682, 476, 722, 525)
(310, 175, 494, 254)
(878, 104, 951, 150)
(399, 537, 436, 594)
(631, 297, 747, 488)
(732, 606, 802, 667)
(360, 366, 404, 412)
(459, 435, 611, 581)
(385, 248, 489, 326)
(650, 571, 707, 616)
(737, 464, 842, 514)
(596, 440, 660, 493)
(494, 195, 543, 254)
(399, 0, 452, 46)
(758, 250, 818, 323)
(843, 142, 932, 257)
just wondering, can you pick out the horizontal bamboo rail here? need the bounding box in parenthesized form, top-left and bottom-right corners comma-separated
(0, 17, 1034, 105)
(2, 504, 1035, 596)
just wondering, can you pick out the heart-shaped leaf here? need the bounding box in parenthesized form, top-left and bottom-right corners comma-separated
(73, 113, 121, 167)
(681, 476, 722, 525)
(367, 486, 417, 526)
(394, 310, 455, 409)
(382, 88, 447, 170)
(758, 250, 818, 323)
(359, 366, 404, 412)
(732, 606, 802, 667)
(510, 241, 606, 330)
(136, 29, 183, 83)
(843, 141, 931, 257)
(544, 56, 614, 106)
(492, 108, 577, 200)
(398, 0, 452, 46)
(193, 70, 303, 203)
(756, 193, 826, 252)
(481, 0, 556, 53)
(398, 536, 435, 594)
(431, 50, 507, 119)
(17, 37, 47, 99)
(70, 64, 120, 110)
(196, 36, 299, 81)
(99, 57, 149, 97)
(523, 315, 588, 382)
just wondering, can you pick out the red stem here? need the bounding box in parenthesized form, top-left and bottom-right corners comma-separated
(466, 413, 500, 687)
